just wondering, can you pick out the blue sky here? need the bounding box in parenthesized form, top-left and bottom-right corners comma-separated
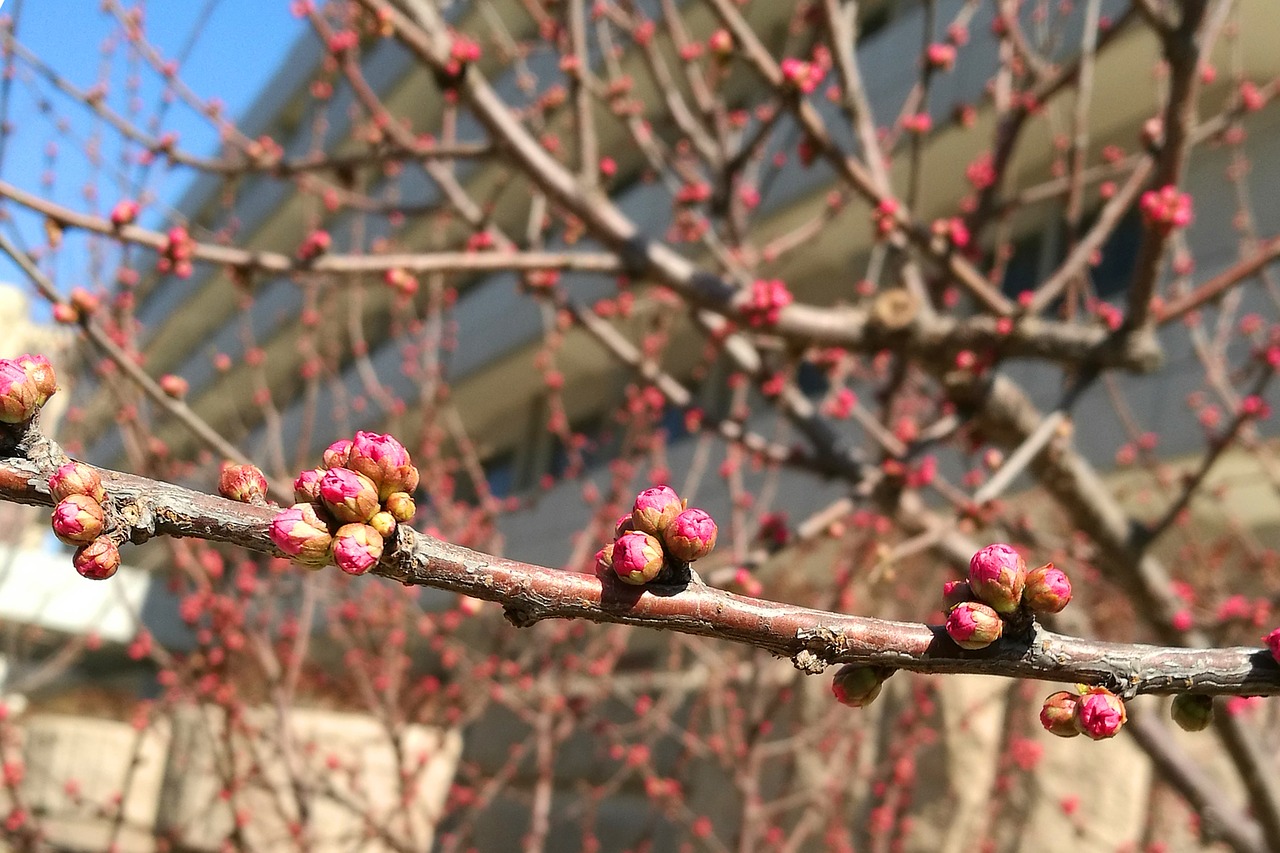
(0, 0, 306, 310)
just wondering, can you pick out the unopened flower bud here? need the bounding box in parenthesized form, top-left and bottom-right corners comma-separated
(331, 522, 384, 575)
(1023, 562, 1072, 614)
(73, 536, 120, 580)
(941, 579, 974, 609)
(52, 494, 106, 546)
(319, 467, 380, 523)
(16, 354, 56, 406)
(110, 198, 139, 227)
(348, 431, 419, 499)
(218, 462, 269, 504)
(384, 491, 416, 523)
(1265, 627, 1280, 664)
(269, 503, 333, 567)
(968, 543, 1027, 613)
(322, 439, 352, 470)
(159, 374, 188, 399)
(1039, 691, 1082, 737)
(631, 485, 682, 537)
(0, 359, 40, 423)
(945, 600, 1003, 649)
(293, 467, 326, 503)
(369, 510, 396, 539)
(663, 507, 717, 562)
(594, 543, 614, 578)
(1170, 693, 1214, 732)
(614, 514, 634, 537)
(1077, 687, 1127, 740)
(611, 530, 666, 585)
(49, 461, 106, 504)
(831, 664, 894, 708)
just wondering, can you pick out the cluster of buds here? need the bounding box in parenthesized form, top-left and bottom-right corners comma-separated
(925, 42, 957, 71)
(270, 431, 420, 575)
(871, 198, 899, 240)
(780, 58, 822, 94)
(743, 278, 793, 327)
(383, 268, 419, 297)
(595, 486, 717, 586)
(943, 544, 1072, 651)
(901, 112, 933, 135)
(1039, 686, 1127, 740)
(296, 229, 331, 262)
(1139, 185, 1193, 234)
(445, 34, 482, 76)
(48, 461, 121, 581)
(0, 354, 57, 424)
(158, 226, 195, 279)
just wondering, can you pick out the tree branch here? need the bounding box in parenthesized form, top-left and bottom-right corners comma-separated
(2, 444, 1278, 697)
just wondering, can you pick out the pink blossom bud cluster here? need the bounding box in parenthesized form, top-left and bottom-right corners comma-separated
(1139, 185, 1193, 233)
(158, 226, 195, 279)
(296, 229, 331, 262)
(444, 34, 482, 76)
(270, 431, 420, 575)
(594, 485, 718, 586)
(743, 278, 793, 327)
(1039, 686, 1127, 740)
(0, 354, 57, 424)
(780, 58, 823, 94)
(48, 461, 120, 581)
(942, 545, 1073, 651)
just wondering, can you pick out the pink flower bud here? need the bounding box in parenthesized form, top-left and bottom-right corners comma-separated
(1077, 687, 1127, 740)
(49, 461, 106, 504)
(15, 354, 56, 406)
(73, 537, 120, 580)
(297, 229, 331, 261)
(269, 503, 333, 567)
(941, 579, 973, 609)
(218, 463, 268, 504)
(1170, 693, 1214, 732)
(322, 439, 352, 470)
(968, 543, 1027, 613)
(1023, 562, 1072, 614)
(945, 601, 1003, 650)
(293, 467, 326, 503)
(159, 374, 188, 399)
(663, 507, 718, 562)
(594, 543, 614, 578)
(0, 359, 40, 423)
(1265, 627, 1280, 664)
(369, 511, 396, 539)
(611, 530, 666, 585)
(110, 198, 139, 227)
(1039, 691, 1081, 738)
(331, 523, 383, 575)
(52, 495, 106, 546)
(831, 665, 894, 708)
(319, 467, 380, 523)
(631, 485, 682, 537)
(925, 42, 956, 70)
(348, 431, 419, 499)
